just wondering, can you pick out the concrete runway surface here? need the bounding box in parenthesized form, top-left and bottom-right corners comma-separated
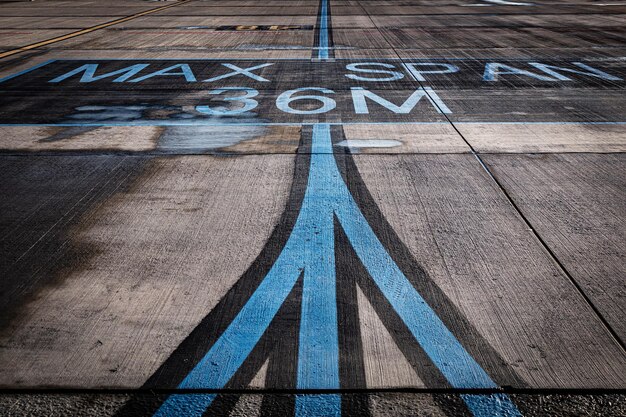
(0, 0, 625, 415)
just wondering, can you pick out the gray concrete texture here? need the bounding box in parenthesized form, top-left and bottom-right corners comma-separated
(0, 0, 624, 416)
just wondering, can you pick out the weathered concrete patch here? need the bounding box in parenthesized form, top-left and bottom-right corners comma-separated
(0, 155, 294, 388)
(157, 124, 269, 153)
(352, 153, 626, 389)
(0, 126, 161, 152)
(483, 153, 626, 341)
(220, 125, 301, 153)
(458, 123, 626, 153)
(342, 123, 469, 153)
(0, 155, 148, 330)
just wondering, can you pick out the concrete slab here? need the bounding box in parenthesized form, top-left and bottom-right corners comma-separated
(332, 29, 394, 50)
(153, 7, 319, 16)
(329, 16, 377, 29)
(0, 16, 116, 29)
(356, 4, 626, 16)
(1, 151, 624, 390)
(54, 29, 314, 50)
(483, 153, 626, 341)
(0, 6, 157, 18)
(459, 123, 626, 153)
(0, 126, 162, 153)
(392, 47, 626, 60)
(352, 153, 626, 389)
(341, 123, 469, 153)
(0, 123, 469, 155)
(369, 14, 626, 29)
(114, 16, 318, 29)
(377, 27, 626, 50)
(0, 154, 294, 388)
(0, 30, 77, 49)
(183, 1, 320, 5)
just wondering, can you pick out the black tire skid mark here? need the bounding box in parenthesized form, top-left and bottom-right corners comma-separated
(202, 276, 303, 417)
(115, 125, 525, 416)
(334, 125, 526, 390)
(312, 0, 334, 59)
(113, 135, 311, 417)
(335, 214, 371, 417)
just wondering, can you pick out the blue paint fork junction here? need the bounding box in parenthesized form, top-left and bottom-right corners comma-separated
(0, 0, 625, 416)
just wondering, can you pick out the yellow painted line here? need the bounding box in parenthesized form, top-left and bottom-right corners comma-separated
(0, 0, 194, 60)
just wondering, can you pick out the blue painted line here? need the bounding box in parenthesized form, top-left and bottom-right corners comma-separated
(462, 394, 523, 417)
(154, 240, 303, 415)
(153, 394, 216, 417)
(154, 124, 342, 416)
(336, 195, 497, 388)
(318, 0, 330, 59)
(0, 60, 56, 83)
(296, 394, 341, 417)
(153, 123, 523, 417)
(296, 123, 340, 395)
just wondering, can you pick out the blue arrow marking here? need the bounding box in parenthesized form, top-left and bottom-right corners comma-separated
(153, 123, 522, 417)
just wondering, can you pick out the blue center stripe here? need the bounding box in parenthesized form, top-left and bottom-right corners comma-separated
(152, 124, 522, 417)
(318, 0, 330, 59)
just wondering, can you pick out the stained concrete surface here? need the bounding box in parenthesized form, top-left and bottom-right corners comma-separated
(0, 154, 294, 388)
(482, 153, 626, 341)
(0, 0, 625, 416)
